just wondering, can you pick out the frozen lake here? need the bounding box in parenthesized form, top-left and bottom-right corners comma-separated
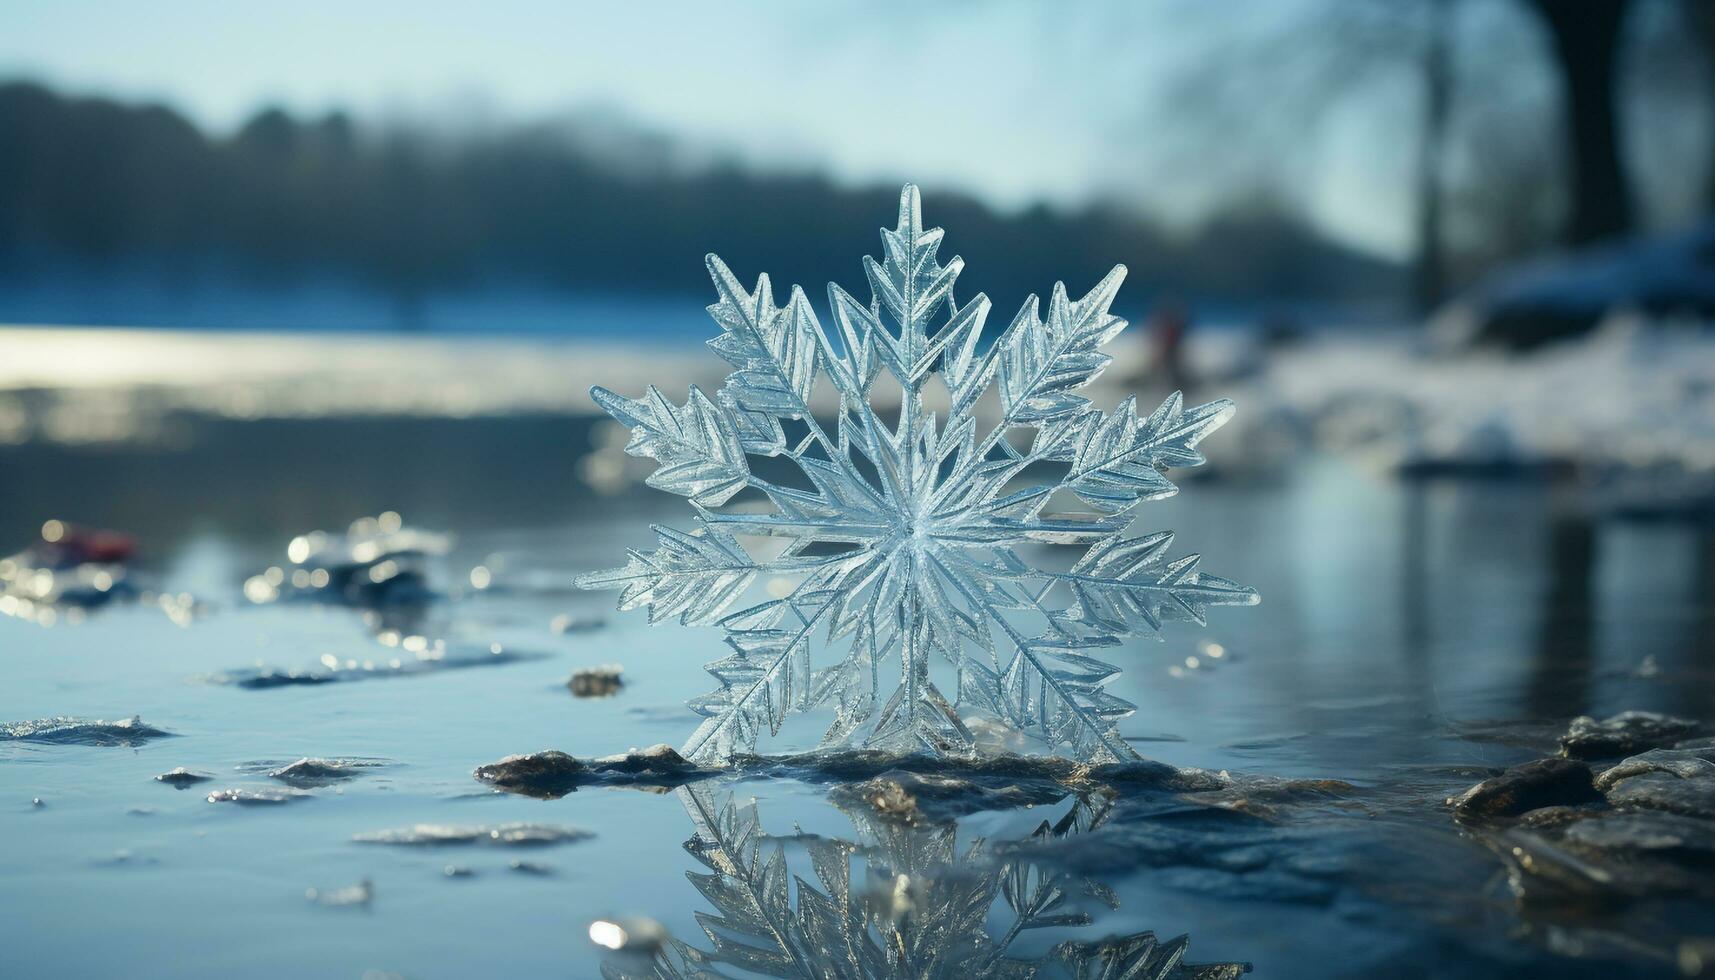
(3, 402, 1711, 977)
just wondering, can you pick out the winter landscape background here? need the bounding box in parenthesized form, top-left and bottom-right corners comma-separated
(2, 2, 1714, 978)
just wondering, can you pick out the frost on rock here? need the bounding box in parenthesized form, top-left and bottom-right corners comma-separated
(578, 185, 1257, 764)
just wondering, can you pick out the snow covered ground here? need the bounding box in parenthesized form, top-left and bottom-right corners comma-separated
(1229, 316, 1713, 467)
(1207, 314, 1715, 515)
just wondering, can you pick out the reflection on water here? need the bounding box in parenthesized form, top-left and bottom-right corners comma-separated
(1527, 506, 1597, 720)
(604, 783, 1246, 980)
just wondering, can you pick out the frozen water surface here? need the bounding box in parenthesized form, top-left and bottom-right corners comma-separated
(2, 418, 1713, 977)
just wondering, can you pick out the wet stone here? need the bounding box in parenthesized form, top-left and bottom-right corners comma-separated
(1602, 771, 1715, 820)
(1517, 804, 1606, 829)
(206, 787, 309, 806)
(1594, 746, 1715, 792)
(1593, 745, 1715, 818)
(589, 744, 697, 777)
(1486, 828, 1641, 904)
(833, 775, 924, 825)
(1560, 811, 1715, 859)
(744, 748, 1216, 794)
(475, 745, 705, 799)
(568, 665, 624, 698)
(832, 769, 1072, 824)
(1461, 739, 1715, 907)
(1494, 811, 1715, 903)
(1559, 711, 1701, 761)
(251, 757, 389, 788)
(1448, 758, 1602, 819)
(155, 767, 214, 789)
(1183, 775, 1357, 821)
(473, 750, 587, 799)
(352, 822, 592, 847)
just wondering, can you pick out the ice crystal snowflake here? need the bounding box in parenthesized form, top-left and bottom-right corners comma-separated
(577, 185, 1257, 764)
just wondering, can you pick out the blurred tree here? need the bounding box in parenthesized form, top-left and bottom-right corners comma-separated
(1521, 0, 1634, 244)
(1685, 0, 1715, 212)
(1414, 0, 1454, 311)
(0, 80, 1406, 325)
(1157, 0, 1715, 310)
(1155, 0, 1469, 313)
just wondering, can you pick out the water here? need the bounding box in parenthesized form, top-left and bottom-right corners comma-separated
(2, 415, 1711, 978)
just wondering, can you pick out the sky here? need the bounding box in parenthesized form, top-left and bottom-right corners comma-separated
(0, 0, 1432, 259)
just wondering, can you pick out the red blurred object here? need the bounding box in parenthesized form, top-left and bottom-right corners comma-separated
(35, 521, 137, 568)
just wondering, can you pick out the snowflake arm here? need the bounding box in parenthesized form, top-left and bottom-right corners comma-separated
(681, 596, 835, 762)
(1053, 532, 1260, 635)
(941, 557, 1140, 764)
(590, 386, 751, 507)
(1060, 392, 1238, 512)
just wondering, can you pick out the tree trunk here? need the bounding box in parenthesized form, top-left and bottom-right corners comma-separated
(1525, 0, 1634, 245)
(1413, 0, 1453, 312)
(1683, 0, 1715, 213)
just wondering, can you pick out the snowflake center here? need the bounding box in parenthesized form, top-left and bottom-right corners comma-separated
(893, 489, 942, 551)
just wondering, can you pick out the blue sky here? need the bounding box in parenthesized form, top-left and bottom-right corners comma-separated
(0, 0, 1426, 258)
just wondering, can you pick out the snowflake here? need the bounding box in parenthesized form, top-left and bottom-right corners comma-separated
(577, 185, 1257, 764)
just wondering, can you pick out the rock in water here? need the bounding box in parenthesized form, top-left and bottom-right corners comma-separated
(589, 744, 697, 778)
(1559, 711, 1700, 760)
(830, 769, 1072, 823)
(473, 750, 587, 799)
(1492, 809, 1715, 902)
(352, 823, 592, 847)
(1560, 812, 1715, 859)
(568, 665, 624, 698)
(1448, 758, 1602, 818)
(839, 775, 925, 825)
(206, 787, 309, 806)
(259, 757, 388, 787)
(155, 767, 213, 789)
(475, 745, 706, 799)
(1594, 746, 1715, 791)
(1601, 769, 1715, 820)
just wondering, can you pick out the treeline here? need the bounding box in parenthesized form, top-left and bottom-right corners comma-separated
(0, 81, 1402, 315)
